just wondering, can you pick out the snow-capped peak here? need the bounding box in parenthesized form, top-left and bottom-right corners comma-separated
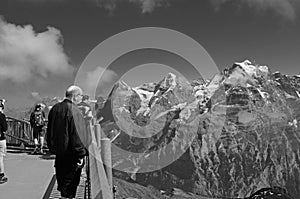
(161, 73, 177, 91)
(235, 60, 269, 79)
(235, 60, 257, 77)
(224, 60, 256, 87)
(223, 60, 270, 87)
(166, 73, 177, 83)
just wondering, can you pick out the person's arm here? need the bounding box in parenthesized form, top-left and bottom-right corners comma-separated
(42, 111, 46, 127)
(30, 112, 34, 127)
(42, 111, 46, 121)
(46, 108, 53, 151)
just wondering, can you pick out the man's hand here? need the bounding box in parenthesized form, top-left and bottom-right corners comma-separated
(77, 158, 85, 169)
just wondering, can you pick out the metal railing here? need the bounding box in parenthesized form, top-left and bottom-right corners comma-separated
(42, 118, 114, 199)
(5, 116, 34, 146)
(87, 119, 114, 199)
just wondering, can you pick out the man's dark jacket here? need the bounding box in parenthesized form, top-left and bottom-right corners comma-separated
(47, 99, 86, 157)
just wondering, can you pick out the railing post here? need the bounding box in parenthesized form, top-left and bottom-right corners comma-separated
(89, 119, 113, 199)
(94, 123, 113, 191)
(94, 124, 101, 148)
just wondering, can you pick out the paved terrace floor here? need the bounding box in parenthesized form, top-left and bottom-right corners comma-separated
(0, 150, 55, 199)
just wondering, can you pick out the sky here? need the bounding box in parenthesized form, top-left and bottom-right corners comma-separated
(0, 0, 299, 109)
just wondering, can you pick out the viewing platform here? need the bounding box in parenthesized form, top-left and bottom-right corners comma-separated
(0, 150, 54, 198)
(1, 116, 112, 199)
(0, 149, 87, 199)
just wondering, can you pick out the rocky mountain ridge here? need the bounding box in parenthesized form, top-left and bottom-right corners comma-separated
(97, 60, 299, 198)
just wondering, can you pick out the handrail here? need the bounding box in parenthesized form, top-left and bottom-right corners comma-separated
(4, 132, 32, 144)
(6, 116, 30, 124)
(88, 119, 114, 199)
(5, 116, 34, 145)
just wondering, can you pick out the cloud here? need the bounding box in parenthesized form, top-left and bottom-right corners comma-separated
(13, 0, 299, 20)
(83, 66, 118, 96)
(129, 0, 169, 13)
(12, 0, 169, 13)
(13, 0, 64, 3)
(94, 0, 299, 19)
(30, 92, 42, 101)
(0, 17, 73, 83)
(211, 0, 298, 21)
(94, 0, 169, 14)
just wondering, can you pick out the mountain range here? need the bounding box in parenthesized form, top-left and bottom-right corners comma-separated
(96, 60, 300, 199)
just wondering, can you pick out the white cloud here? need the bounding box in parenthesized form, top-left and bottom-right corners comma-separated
(30, 92, 42, 101)
(211, 0, 298, 21)
(83, 66, 118, 96)
(13, 0, 299, 20)
(14, 0, 167, 12)
(0, 17, 73, 83)
(94, 0, 169, 14)
(96, 0, 298, 20)
(129, 0, 169, 13)
(86, 66, 117, 88)
(13, 0, 64, 3)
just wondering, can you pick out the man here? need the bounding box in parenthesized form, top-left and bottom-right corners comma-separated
(30, 103, 46, 154)
(47, 85, 87, 199)
(0, 100, 8, 184)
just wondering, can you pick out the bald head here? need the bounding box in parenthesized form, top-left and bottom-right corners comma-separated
(66, 85, 83, 104)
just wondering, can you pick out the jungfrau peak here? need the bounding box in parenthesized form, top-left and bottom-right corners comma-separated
(96, 60, 299, 198)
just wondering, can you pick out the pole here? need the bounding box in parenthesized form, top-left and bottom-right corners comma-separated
(94, 124, 101, 147)
(101, 138, 113, 190)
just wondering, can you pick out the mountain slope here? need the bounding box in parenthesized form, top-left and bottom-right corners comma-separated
(97, 60, 300, 198)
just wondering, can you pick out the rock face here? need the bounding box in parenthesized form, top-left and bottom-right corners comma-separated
(97, 60, 300, 198)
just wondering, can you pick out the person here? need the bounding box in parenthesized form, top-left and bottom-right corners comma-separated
(78, 94, 94, 143)
(47, 85, 87, 199)
(0, 100, 8, 184)
(77, 95, 93, 121)
(30, 103, 46, 154)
